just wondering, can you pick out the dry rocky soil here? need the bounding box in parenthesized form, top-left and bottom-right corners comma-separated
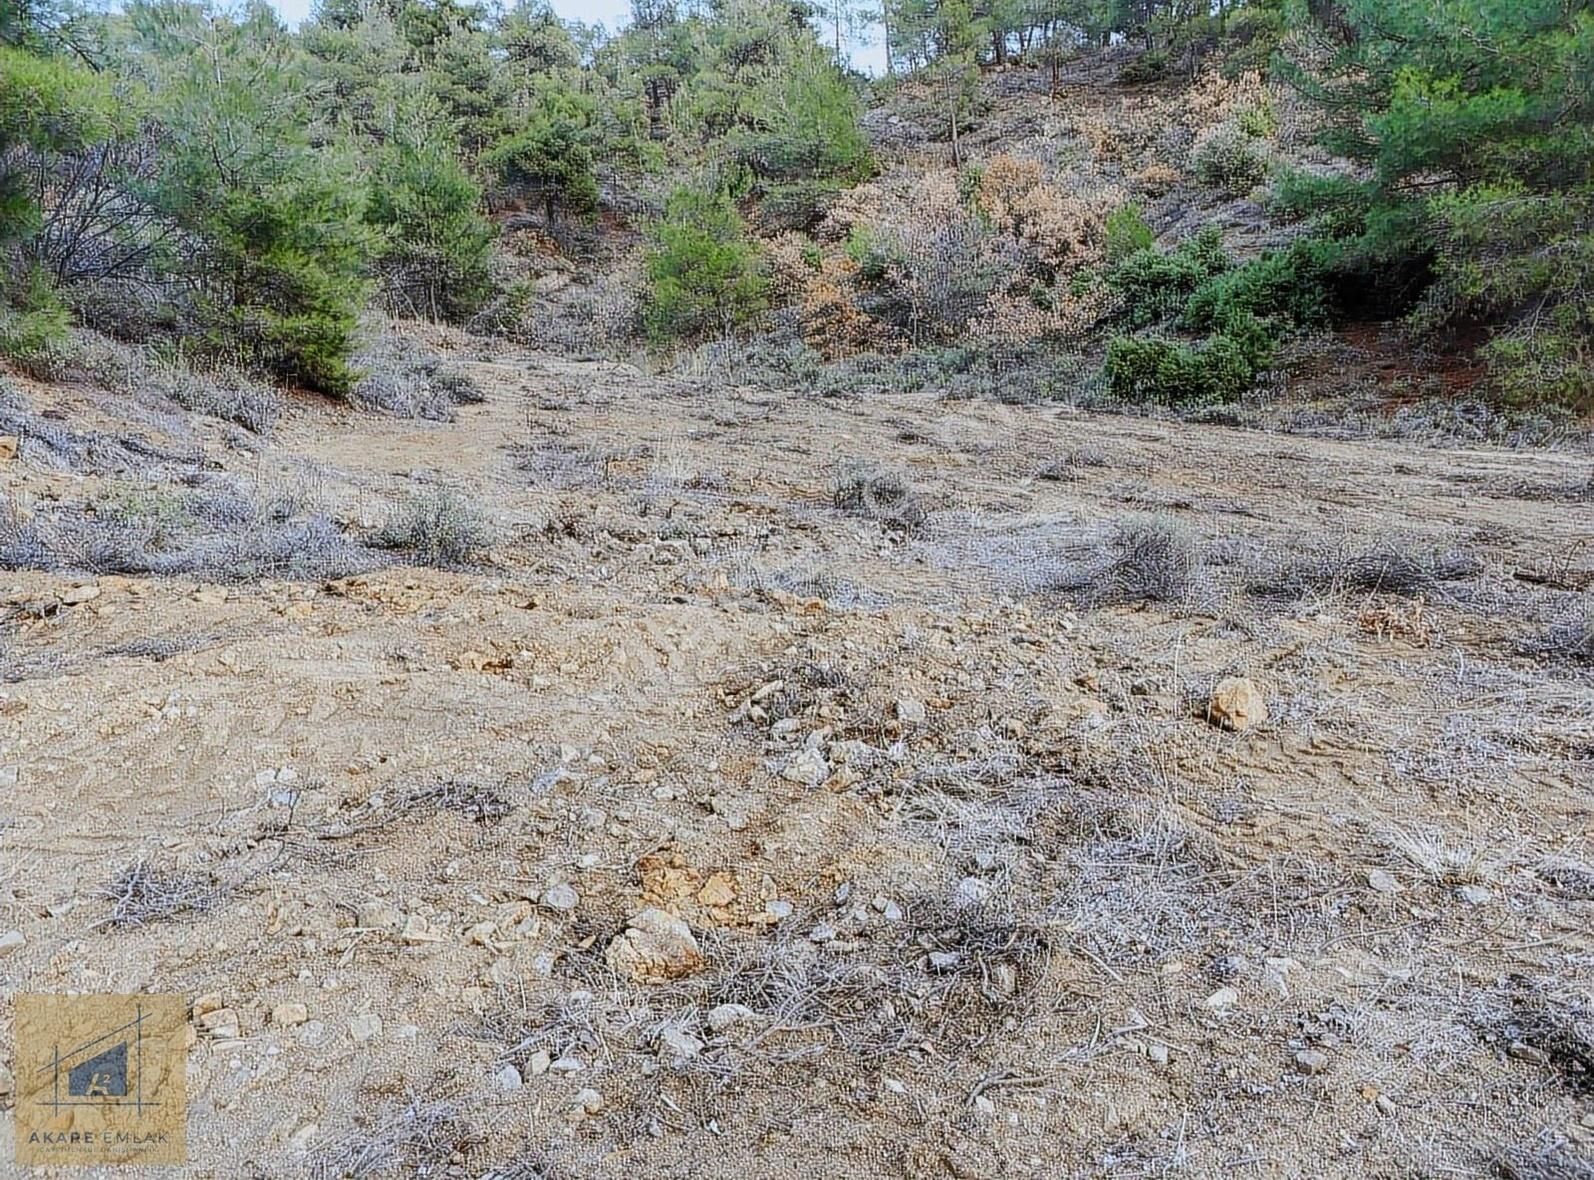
(0, 324, 1591, 1178)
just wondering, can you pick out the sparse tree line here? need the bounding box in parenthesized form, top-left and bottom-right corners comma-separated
(0, 0, 1588, 410)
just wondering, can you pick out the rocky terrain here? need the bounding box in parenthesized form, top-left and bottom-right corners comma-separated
(0, 322, 1591, 1178)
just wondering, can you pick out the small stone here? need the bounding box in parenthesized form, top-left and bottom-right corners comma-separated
(1205, 986, 1239, 1010)
(927, 951, 961, 972)
(60, 584, 102, 606)
(549, 1056, 585, 1074)
(465, 921, 498, 946)
(765, 900, 793, 920)
(494, 1064, 524, 1092)
(1208, 677, 1267, 731)
(271, 1002, 309, 1027)
(1367, 869, 1401, 894)
(401, 914, 443, 944)
(348, 1013, 383, 1042)
(780, 748, 829, 787)
(1457, 884, 1492, 905)
(0, 436, 18, 462)
(527, 1049, 552, 1075)
(707, 1003, 759, 1034)
(605, 908, 702, 983)
(541, 883, 580, 912)
(192, 992, 224, 1017)
(953, 877, 993, 906)
(1147, 1043, 1170, 1066)
(1374, 1094, 1396, 1117)
(973, 1095, 996, 1116)
(356, 899, 403, 931)
(1294, 1049, 1329, 1075)
(1508, 1041, 1549, 1065)
(197, 1008, 241, 1039)
(0, 929, 24, 958)
(573, 1088, 603, 1114)
(809, 922, 836, 943)
(656, 1025, 703, 1063)
(895, 698, 926, 725)
(883, 1077, 906, 1094)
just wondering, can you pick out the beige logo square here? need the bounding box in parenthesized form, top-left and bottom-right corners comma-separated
(13, 993, 187, 1166)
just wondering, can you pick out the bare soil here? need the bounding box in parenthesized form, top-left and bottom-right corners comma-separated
(1, 325, 1591, 1178)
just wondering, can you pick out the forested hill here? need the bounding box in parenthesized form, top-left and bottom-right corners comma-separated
(2, 0, 1590, 425)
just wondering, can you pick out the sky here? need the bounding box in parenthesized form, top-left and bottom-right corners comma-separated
(264, 0, 888, 73)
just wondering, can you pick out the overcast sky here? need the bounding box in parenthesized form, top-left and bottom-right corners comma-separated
(264, 0, 887, 73)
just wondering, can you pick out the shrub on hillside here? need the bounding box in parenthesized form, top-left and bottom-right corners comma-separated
(484, 118, 600, 224)
(1110, 228, 1231, 329)
(644, 185, 767, 344)
(1105, 203, 1155, 266)
(1105, 332, 1257, 405)
(1182, 239, 1334, 334)
(1191, 122, 1269, 197)
(366, 144, 494, 322)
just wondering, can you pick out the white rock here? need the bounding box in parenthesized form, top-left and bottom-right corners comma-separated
(780, 748, 829, 787)
(895, 698, 927, 725)
(604, 908, 702, 982)
(270, 1002, 309, 1027)
(656, 1025, 703, 1063)
(572, 1088, 603, 1114)
(1367, 869, 1402, 894)
(953, 877, 993, 906)
(494, 1064, 524, 1092)
(1205, 986, 1239, 1010)
(542, 883, 580, 911)
(288, 1123, 319, 1150)
(0, 929, 24, 958)
(348, 1013, 383, 1042)
(1457, 884, 1492, 905)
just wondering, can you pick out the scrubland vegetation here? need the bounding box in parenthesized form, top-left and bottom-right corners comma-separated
(1, 2, 1591, 1178)
(3, 0, 1590, 417)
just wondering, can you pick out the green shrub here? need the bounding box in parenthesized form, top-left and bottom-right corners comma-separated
(1105, 332, 1258, 405)
(366, 144, 494, 322)
(0, 271, 71, 378)
(1110, 228, 1230, 329)
(1118, 51, 1168, 86)
(737, 47, 871, 231)
(1182, 239, 1334, 334)
(644, 185, 767, 344)
(1191, 123, 1269, 197)
(191, 174, 371, 395)
(484, 118, 599, 223)
(1105, 203, 1155, 266)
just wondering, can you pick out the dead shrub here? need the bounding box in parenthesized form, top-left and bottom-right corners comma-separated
(372, 487, 493, 567)
(829, 461, 926, 532)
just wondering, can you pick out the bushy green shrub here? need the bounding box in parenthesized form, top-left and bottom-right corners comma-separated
(366, 144, 494, 322)
(737, 47, 871, 231)
(644, 185, 767, 344)
(189, 173, 371, 395)
(1110, 228, 1230, 329)
(484, 117, 599, 222)
(1282, 0, 1593, 407)
(1118, 51, 1168, 86)
(1182, 239, 1334, 334)
(1105, 203, 1155, 266)
(1105, 332, 1257, 405)
(0, 270, 71, 378)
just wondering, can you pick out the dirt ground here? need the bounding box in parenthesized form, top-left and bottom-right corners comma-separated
(1, 326, 1591, 1178)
